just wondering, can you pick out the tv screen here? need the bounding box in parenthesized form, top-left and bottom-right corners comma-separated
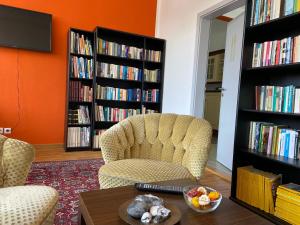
(0, 5, 52, 52)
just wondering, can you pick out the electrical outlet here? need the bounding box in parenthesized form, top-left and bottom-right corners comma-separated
(4, 128, 11, 134)
(0, 128, 3, 134)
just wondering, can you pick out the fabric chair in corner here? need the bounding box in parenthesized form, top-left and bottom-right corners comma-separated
(98, 113, 212, 189)
(0, 135, 58, 225)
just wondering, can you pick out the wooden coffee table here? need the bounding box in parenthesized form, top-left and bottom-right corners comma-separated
(79, 179, 272, 225)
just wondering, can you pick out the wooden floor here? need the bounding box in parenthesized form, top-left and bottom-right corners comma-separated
(33, 144, 231, 196)
(34, 144, 101, 161)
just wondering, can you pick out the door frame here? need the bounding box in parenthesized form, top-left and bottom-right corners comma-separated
(190, 0, 246, 117)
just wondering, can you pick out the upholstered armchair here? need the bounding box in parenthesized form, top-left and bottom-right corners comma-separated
(98, 113, 212, 189)
(0, 135, 58, 225)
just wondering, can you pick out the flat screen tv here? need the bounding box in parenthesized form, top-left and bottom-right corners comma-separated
(0, 5, 52, 52)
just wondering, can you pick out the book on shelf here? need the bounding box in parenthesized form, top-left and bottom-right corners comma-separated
(252, 35, 300, 67)
(69, 81, 93, 102)
(71, 56, 93, 79)
(142, 106, 158, 114)
(144, 49, 161, 62)
(250, 0, 300, 26)
(248, 121, 300, 159)
(68, 106, 90, 125)
(96, 85, 141, 101)
(237, 166, 282, 214)
(67, 127, 90, 147)
(95, 105, 141, 122)
(255, 85, 300, 113)
(70, 31, 93, 56)
(144, 69, 160, 82)
(97, 62, 142, 81)
(97, 38, 143, 60)
(275, 183, 300, 224)
(143, 89, 160, 103)
(93, 129, 106, 149)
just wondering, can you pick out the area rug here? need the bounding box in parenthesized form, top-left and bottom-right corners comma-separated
(26, 159, 104, 225)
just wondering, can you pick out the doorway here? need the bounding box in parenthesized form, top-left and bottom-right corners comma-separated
(191, 0, 246, 177)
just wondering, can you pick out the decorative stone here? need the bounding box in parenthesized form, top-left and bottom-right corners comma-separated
(127, 201, 148, 219)
(150, 205, 160, 216)
(141, 212, 152, 224)
(152, 207, 171, 223)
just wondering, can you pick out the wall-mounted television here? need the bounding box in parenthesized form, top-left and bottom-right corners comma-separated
(0, 5, 52, 52)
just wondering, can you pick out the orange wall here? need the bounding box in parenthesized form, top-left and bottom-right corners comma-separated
(0, 0, 157, 144)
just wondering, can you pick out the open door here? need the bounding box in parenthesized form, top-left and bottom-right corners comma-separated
(216, 12, 245, 170)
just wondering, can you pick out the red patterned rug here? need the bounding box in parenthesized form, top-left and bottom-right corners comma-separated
(26, 159, 104, 225)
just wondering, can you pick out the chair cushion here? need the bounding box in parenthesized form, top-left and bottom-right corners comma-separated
(98, 159, 195, 189)
(0, 185, 58, 225)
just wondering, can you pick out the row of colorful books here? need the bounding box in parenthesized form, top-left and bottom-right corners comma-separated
(69, 81, 93, 102)
(97, 62, 142, 81)
(144, 49, 161, 62)
(68, 106, 90, 125)
(97, 38, 143, 60)
(96, 85, 141, 102)
(255, 85, 300, 113)
(274, 183, 300, 224)
(237, 166, 282, 214)
(67, 127, 90, 147)
(70, 31, 93, 56)
(143, 89, 160, 103)
(93, 129, 106, 149)
(71, 56, 93, 79)
(248, 121, 300, 159)
(252, 35, 300, 67)
(95, 105, 141, 122)
(144, 69, 161, 83)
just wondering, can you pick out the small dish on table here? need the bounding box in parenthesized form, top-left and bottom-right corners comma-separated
(183, 185, 222, 213)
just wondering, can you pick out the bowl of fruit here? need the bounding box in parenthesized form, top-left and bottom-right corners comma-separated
(183, 185, 222, 213)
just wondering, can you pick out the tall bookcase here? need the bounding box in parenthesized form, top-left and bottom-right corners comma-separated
(65, 27, 165, 151)
(231, 1, 300, 224)
(65, 28, 94, 151)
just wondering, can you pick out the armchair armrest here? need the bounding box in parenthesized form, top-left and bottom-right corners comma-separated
(187, 123, 212, 178)
(2, 138, 35, 187)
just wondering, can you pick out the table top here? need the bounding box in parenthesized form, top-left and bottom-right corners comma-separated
(79, 179, 273, 225)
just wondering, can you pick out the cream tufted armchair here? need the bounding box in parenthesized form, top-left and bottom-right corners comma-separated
(98, 113, 212, 189)
(0, 135, 58, 225)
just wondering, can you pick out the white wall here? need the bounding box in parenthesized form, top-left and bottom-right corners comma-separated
(156, 0, 225, 115)
(209, 19, 227, 52)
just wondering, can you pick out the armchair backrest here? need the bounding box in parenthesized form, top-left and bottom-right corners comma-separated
(100, 113, 212, 178)
(0, 135, 35, 187)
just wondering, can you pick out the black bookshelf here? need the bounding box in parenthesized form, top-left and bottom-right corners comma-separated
(231, 1, 300, 224)
(65, 27, 165, 151)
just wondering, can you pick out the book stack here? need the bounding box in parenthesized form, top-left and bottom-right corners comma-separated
(142, 106, 158, 114)
(97, 38, 143, 60)
(252, 35, 300, 67)
(248, 121, 300, 159)
(69, 81, 93, 102)
(144, 69, 160, 82)
(71, 56, 93, 79)
(97, 62, 142, 81)
(274, 183, 300, 224)
(93, 129, 106, 149)
(255, 85, 300, 113)
(96, 85, 141, 102)
(95, 105, 141, 122)
(143, 89, 160, 102)
(68, 106, 90, 125)
(237, 166, 282, 214)
(67, 127, 90, 147)
(144, 49, 161, 62)
(70, 31, 93, 56)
